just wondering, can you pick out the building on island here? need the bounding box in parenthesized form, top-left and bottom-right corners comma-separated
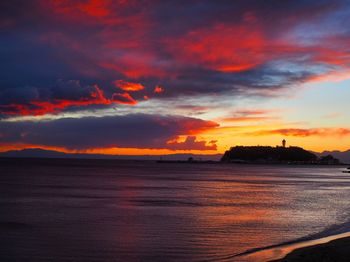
(282, 139, 286, 148)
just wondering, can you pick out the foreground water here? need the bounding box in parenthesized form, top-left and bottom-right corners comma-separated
(1, 158, 350, 261)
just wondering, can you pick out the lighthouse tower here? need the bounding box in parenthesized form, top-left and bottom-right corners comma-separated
(282, 139, 286, 148)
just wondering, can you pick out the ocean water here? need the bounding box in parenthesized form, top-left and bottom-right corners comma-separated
(1, 158, 350, 261)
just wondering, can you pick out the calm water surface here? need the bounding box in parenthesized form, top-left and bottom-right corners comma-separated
(1, 158, 350, 261)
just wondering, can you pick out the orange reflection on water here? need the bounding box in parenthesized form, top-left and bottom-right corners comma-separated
(179, 178, 286, 260)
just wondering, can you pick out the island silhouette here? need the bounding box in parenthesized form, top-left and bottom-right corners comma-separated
(221, 145, 317, 163)
(221, 141, 340, 164)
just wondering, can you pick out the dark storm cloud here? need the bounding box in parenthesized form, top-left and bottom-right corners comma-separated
(0, 114, 219, 150)
(1, 0, 350, 116)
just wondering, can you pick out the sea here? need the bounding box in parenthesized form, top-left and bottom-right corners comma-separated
(1, 158, 350, 261)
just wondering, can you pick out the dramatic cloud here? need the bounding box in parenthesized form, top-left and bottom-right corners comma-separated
(0, 114, 219, 150)
(1, 0, 350, 117)
(1, 1, 350, 152)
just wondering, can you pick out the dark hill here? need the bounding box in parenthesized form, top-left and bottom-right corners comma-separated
(221, 146, 317, 163)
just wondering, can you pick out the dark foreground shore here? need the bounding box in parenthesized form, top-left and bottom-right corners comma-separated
(274, 236, 350, 261)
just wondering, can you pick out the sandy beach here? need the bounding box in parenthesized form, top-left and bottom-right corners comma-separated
(235, 231, 350, 261)
(274, 236, 350, 261)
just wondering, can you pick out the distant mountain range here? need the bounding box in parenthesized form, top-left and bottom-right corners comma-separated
(316, 149, 350, 164)
(0, 148, 222, 161)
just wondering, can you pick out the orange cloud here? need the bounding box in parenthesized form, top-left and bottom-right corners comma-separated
(246, 128, 350, 137)
(113, 80, 145, 91)
(166, 136, 217, 151)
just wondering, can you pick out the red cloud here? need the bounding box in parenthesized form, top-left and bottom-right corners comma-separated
(167, 136, 217, 151)
(76, 0, 111, 17)
(5, 0, 350, 123)
(154, 85, 164, 93)
(100, 54, 170, 79)
(0, 84, 138, 116)
(49, 0, 112, 18)
(166, 21, 350, 81)
(113, 80, 144, 91)
(42, 1, 350, 90)
(167, 23, 266, 72)
(111, 92, 137, 105)
(247, 128, 350, 137)
(171, 119, 219, 135)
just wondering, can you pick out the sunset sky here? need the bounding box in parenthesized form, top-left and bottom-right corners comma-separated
(1, 0, 350, 155)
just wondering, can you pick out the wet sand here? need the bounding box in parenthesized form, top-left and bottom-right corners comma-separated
(236, 232, 350, 261)
(274, 236, 350, 261)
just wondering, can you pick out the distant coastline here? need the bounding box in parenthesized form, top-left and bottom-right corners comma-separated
(1, 147, 350, 165)
(0, 148, 221, 161)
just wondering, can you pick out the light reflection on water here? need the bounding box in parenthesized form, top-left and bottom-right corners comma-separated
(1, 159, 350, 261)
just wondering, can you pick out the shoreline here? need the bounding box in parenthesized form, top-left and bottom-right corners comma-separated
(273, 235, 350, 261)
(235, 231, 350, 261)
